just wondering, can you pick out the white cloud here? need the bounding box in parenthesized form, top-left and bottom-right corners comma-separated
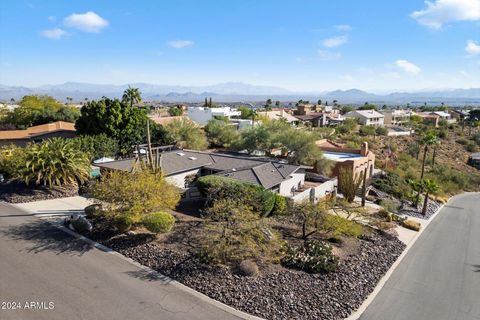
(41, 28, 67, 39)
(411, 0, 480, 29)
(322, 35, 348, 48)
(167, 40, 194, 49)
(335, 24, 352, 31)
(48, 16, 56, 21)
(64, 11, 109, 32)
(317, 50, 341, 61)
(465, 40, 480, 55)
(395, 59, 421, 75)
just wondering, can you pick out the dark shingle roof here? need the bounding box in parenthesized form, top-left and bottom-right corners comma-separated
(95, 150, 301, 189)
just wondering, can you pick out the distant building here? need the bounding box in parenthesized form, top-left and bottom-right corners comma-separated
(344, 110, 385, 127)
(316, 139, 376, 179)
(382, 109, 413, 126)
(0, 121, 76, 147)
(187, 106, 241, 126)
(450, 109, 470, 121)
(257, 109, 299, 124)
(149, 115, 186, 126)
(292, 104, 343, 127)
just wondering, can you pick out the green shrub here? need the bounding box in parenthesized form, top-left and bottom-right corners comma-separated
(465, 141, 478, 152)
(282, 240, 338, 273)
(272, 194, 287, 215)
(113, 215, 133, 233)
(142, 212, 175, 233)
(359, 125, 376, 136)
(197, 199, 284, 264)
(84, 204, 101, 219)
(322, 215, 363, 238)
(197, 175, 276, 216)
(402, 219, 421, 231)
(14, 138, 91, 187)
(375, 126, 388, 136)
(372, 172, 408, 199)
(379, 199, 400, 213)
(438, 130, 447, 139)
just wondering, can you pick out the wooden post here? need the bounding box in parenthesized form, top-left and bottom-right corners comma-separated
(146, 119, 154, 166)
(361, 166, 368, 207)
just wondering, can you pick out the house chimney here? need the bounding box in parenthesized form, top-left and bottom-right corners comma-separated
(361, 142, 368, 156)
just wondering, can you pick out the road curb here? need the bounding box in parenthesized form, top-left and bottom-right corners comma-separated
(45, 220, 264, 320)
(345, 193, 463, 320)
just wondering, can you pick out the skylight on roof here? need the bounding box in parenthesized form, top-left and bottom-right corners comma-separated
(188, 156, 197, 160)
(177, 152, 185, 156)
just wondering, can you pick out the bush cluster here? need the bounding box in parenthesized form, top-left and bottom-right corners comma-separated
(142, 211, 175, 233)
(196, 175, 276, 216)
(282, 240, 338, 273)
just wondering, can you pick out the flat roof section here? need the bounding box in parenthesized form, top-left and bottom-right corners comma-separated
(323, 151, 363, 162)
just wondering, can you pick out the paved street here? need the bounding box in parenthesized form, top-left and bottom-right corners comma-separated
(0, 202, 242, 320)
(360, 193, 480, 320)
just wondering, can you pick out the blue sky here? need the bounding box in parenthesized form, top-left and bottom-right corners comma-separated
(0, 0, 479, 92)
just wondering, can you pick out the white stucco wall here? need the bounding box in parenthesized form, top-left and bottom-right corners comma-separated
(165, 169, 201, 189)
(187, 107, 241, 126)
(279, 173, 305, 197)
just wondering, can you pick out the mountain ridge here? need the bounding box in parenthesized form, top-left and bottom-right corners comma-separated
(1, 82, 480, 105)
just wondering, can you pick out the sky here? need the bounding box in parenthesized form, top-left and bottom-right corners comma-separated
(0, 0, 479, 93)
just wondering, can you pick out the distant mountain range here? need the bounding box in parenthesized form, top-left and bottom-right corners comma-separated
(1, 82, 480, 105)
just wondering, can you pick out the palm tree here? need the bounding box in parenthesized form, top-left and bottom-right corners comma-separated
(122, 86, 142, 107)
(421, 179, 439, 215)
(420, 131, 438, 180)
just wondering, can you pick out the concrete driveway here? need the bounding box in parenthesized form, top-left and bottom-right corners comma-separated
(0, 202, 246, 320)
(360, 193, 480, 320)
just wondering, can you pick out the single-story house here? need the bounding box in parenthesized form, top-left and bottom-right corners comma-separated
(95, 149, 337, 203)
(0, 121, 76, 147)
(345, 110, 385, 127)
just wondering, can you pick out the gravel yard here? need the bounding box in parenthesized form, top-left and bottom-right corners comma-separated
(93, 229, 405, 320)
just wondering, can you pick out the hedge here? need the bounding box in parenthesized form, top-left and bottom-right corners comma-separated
(196, 175, 276, 216)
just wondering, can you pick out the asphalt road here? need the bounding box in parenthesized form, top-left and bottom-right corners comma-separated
(360, 193, 480, 320)
(0, 202, 241, 320)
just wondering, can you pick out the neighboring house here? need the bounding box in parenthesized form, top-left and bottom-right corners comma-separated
(187, 106, 241, 126)
(95, 149, 336, 203)
(382, 109, 412, 126)
(431, 111, 456, 124)
(294, 113, 328, 127)
(345, 110, 385, 127)
(416, 112, 440, 127)
(468, 152, 480, 170)
(293, 104, 333, 115)
(316, 140, 376, 179)
(149, 115, 187, 126)
(0, 121, 76, 147)
(450, 109, 470, 121)
(257, 109, 299, 124)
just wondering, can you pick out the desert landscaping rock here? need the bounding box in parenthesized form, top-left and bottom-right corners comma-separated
(0, 182, 79, 203)
(95, 232, 405, 320)
(399, 199, 441, 219)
